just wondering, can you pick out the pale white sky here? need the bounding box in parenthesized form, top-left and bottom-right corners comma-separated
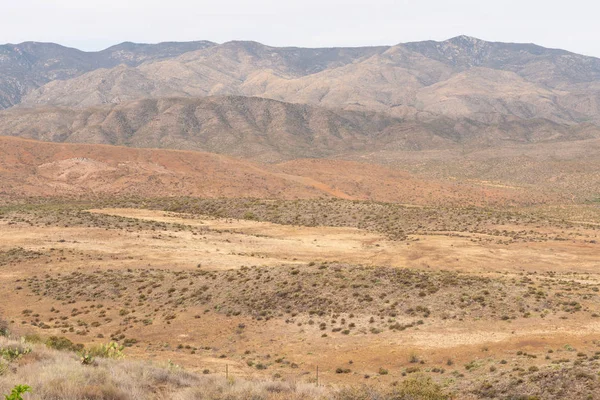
(2, 0, 598, 56)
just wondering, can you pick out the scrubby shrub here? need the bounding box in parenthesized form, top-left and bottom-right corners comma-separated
(79, 351, 95, 365)
(390, 376, 449, 399)
(45, 336, 83, 352)
(0, 345, 31, 362)
(0, 320, 8, 338)
(333, 375, 450, 399)
(86, 342, 125, 359)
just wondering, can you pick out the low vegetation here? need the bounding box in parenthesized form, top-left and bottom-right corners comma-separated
(0, 335, 458, 399)
(1, 197, 600, 398)
(3, 197, 599, 245)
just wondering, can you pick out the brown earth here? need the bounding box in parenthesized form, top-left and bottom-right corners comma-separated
(0, 136, 541, 206)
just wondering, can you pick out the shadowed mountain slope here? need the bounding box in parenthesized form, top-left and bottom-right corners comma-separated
(1, 96, 598, 162)
(3, 37, 600, 162)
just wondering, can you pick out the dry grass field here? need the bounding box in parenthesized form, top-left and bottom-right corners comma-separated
(1, 198, 599, 399)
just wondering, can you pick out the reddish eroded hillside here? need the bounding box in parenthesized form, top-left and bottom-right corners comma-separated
(0, 136, 542, 206)
(0, 136, 325, 199)
(273, 158, 549, 206)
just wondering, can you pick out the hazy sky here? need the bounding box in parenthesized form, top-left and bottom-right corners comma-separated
(3, 0, 598, 56)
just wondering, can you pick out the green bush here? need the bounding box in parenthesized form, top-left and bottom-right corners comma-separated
(22, 334, 42, 344)
(86, 342, 125, 359)
(4, 385, 31, 400)
(0, 345, 31, 362)
(45, 336, 84, 352)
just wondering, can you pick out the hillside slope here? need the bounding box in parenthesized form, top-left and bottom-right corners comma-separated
(0, 136, 537, 205)
(2, 96, 597, 162)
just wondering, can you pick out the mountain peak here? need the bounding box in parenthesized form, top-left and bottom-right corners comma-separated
(446, 35, 486, 44)
(444, 35, 490, 51)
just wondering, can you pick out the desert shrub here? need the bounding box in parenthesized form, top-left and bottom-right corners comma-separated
(86, 342, 125, 359)
(389, 376, 450, 399)
(336, 367, 351, 374)
(45, 336, 83, 352)
(79, 351, 95, 366)
(334, 376, 450, 399)
(0, 320, 8, 338)
(22, 334, 42, 344)
(0, 345, 31, 362)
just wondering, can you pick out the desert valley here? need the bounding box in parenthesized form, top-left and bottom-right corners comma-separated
(0, 35, 600, 399)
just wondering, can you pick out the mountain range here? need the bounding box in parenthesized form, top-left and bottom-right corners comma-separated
(2, 36, 600, 163)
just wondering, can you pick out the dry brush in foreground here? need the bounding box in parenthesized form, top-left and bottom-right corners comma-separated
(0, 334, 451, 400)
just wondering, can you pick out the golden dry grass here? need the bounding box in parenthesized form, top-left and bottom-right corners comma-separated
(0, 336, 330, 400)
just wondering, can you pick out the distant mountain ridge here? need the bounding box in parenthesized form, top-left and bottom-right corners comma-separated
(3, 36, 600, 158)
(0, 40, 215, 108)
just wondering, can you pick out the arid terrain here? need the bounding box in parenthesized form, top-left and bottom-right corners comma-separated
(1, 35, 600, 400)
(1, 193, 600, 399)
